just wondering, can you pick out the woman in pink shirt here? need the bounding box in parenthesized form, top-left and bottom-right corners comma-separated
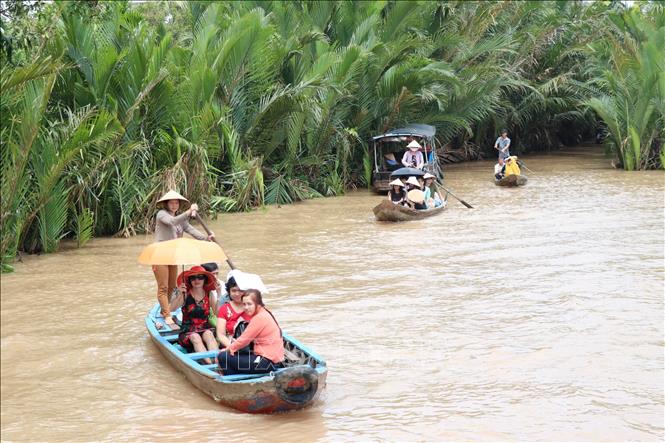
(217, 290, 285, 375)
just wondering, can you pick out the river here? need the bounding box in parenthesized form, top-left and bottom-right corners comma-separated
(1, 147, 663, 442)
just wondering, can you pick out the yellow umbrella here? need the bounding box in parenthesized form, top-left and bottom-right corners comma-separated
(138, 237, 227, 265)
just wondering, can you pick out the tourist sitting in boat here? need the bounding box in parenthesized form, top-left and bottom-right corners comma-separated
(383, 152, 400, 171)
(387, 179, 407, 205)
(215, 275, 251, 349)
(172, 266, 219, 364)
(401, 140, 424, 169)
(423, 173, 443, 208)
(494, 157, 506, 180)
(201, 262, 224, 328)
(218, 290, 285, 375)
(405, 176, 427, 210)
(504, 156, 521, 176)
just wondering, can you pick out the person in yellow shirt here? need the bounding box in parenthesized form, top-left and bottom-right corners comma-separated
(504, 156, 521, 176)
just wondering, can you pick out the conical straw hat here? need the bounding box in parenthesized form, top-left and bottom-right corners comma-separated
(408, 189, 425, 203)
(157, 190, 189, 205)
(405, 176, 421, 187)
(407, 140, 422, 149)
(388, 179, 404, 187)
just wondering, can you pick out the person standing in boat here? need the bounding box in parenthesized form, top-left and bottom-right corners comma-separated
(153, 190, 214, 329)
(387, 179, 407, 206)
(215, 275, 251, 349)
(218, 290, 285, 375)
(401, 140, 425, 169)
(494, 129, 511, 161)
(172, 266, 219, 365)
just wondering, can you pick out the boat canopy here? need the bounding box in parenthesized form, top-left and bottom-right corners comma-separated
(372, 124, 436, 141)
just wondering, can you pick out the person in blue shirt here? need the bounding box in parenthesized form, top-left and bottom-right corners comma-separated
(494, 129, 511, 160)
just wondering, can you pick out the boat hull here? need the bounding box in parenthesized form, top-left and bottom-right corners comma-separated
(373, 200, 446, 222)
(145, 304, 327, 413)
(495, 174, 528, 187)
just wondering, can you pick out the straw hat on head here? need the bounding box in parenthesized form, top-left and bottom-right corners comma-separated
(157, 190, 190, 208)
(407, 140, 422, 150)
(407, 189, 425, 203)
(388, 179, 404, 187)
(157, 190, 189, 203)
(423, 173, 435, 180)
(405, 176, 421, 188)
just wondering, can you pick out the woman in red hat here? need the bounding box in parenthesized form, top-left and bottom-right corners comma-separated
(171, 265, 219, 364)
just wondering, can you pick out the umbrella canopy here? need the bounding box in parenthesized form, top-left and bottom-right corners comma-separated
(390, 167, 425, 178)
(138, 237, 227, 266)
(372, 124, 436, 141)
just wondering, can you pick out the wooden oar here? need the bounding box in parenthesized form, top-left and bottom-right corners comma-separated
(436, 181, 473, 209)
(517, 160, 536, 175)
(194, 214, 236, 270)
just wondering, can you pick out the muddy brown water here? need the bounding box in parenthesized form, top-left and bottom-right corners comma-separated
(1, 147, 663, 442)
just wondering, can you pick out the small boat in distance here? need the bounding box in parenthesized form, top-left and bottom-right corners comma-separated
(495, 174, 528, 187)
(373, 199, 447, 222)
(145, 303, 327, 413)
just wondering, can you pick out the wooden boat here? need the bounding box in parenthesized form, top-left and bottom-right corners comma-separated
(495, 174, 528, 187)
(373, 199, 447, 222)
(145, 303, 327, 413)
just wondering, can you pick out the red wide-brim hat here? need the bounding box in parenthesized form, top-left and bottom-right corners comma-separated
(176, 265, 217, 292)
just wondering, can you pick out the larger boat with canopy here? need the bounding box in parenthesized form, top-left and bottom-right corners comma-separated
(370, 124, 443, 193)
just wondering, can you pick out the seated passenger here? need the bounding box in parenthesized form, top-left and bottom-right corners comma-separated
(405, 176, 427, 210)
(494, 157, 506, 180)
(383, 153, 400, 171)
(387, 179, 407, 205)
(172, 266, 219, 364)
(201, 262, 223, 327)
(218, 290, 285, 375)
(504, 156, 521, 176)
(215, 275, 251, 349)
(423, 173, 443, 208)
(401, 140, 424, 169)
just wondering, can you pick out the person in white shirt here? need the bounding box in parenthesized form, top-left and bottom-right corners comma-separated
(401, 140, 425, 169)
(494, 157, 506, 180)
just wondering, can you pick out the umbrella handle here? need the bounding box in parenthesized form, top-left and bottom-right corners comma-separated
(194, 214, 236, 270)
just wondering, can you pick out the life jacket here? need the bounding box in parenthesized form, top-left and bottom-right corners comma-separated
(504, 156, 521, 176)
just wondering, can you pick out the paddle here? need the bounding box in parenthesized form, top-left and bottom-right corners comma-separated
(435, 180, 473, 209)
(517, 160, 536, 175)
(194, 214, 236, 270)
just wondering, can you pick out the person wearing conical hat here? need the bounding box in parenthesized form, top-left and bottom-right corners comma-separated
(387, 178, 407, 205)
(404, 176, 427, 210)
(423, 172, 443, 208)
(401, 139, 425, 169)
(153, 190, 215, 329)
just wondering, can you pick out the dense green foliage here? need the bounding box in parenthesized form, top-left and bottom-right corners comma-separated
(1, 0, 663, 269)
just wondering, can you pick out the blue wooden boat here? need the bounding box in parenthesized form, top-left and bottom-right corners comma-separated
(145, 303, 327, 413)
